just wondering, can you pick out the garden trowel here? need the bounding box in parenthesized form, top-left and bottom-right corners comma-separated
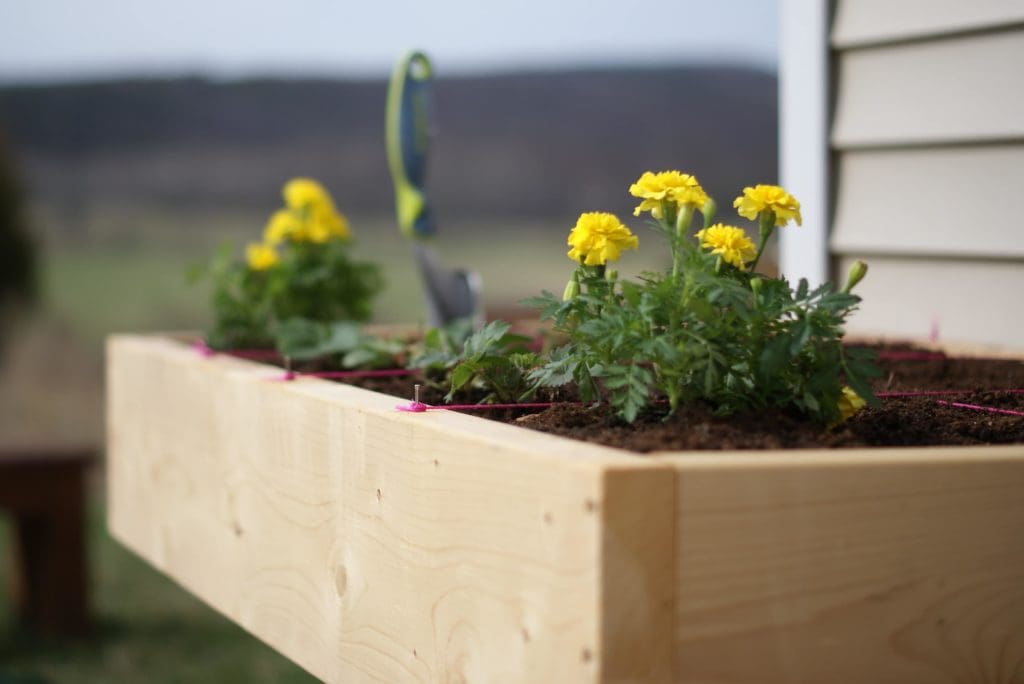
(386, 50, 482, 328)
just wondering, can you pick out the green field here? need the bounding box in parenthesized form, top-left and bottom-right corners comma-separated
(0, 203, 673, 681)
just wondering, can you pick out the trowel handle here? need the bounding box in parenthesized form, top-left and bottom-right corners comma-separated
(386, 51, 435, 239)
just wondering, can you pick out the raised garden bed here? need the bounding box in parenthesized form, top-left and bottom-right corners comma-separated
(107, 333, 1024, 683)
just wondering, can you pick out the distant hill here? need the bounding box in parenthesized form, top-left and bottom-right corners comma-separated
(0, 66, 777, 227)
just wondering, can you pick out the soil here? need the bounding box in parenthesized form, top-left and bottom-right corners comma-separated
(269, 344, 1024, 452)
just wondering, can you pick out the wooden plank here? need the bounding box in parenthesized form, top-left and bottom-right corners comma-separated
(831, 29, 1024, 148)
(599, 466, 675, 683)
(108, 333, 1024, 681)
(831, 145, 1024, 259)
(657, 448, 1024, 683)
(835, 255, 1024, 347)
(106, 334, 674, 683)
(832, 0, 1024, 49)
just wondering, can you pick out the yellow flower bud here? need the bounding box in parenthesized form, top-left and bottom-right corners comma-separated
(836, 386, 866, 422)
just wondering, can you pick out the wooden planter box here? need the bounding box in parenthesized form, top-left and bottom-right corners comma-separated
(107, 334, 1024, 683)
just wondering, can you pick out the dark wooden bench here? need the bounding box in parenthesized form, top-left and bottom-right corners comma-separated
(0, 445, 95, 635)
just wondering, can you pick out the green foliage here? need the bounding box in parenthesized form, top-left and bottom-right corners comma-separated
(197, 233, 382, 350)
(273, 318, 404, 368)
(529, 195, 880, 424)
(199, 242, 273, 348)
(408, 317, 475, 370)
(412, 320, 537, 403)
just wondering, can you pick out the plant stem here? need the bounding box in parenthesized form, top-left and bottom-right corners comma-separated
(750, 211, 775, 273)
(671, 206, 692, 278)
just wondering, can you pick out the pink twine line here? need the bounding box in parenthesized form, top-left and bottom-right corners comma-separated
(936, 400, 1024, 417)
(275, 368, 415, 382)
(397, 390, 1024, 414)
(878, 389, 1024, 398)
(397, 400, 586, 413)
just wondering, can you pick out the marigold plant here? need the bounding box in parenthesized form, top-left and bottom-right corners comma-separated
(198, 178, 382, 349)
(525, 170, 879, 424)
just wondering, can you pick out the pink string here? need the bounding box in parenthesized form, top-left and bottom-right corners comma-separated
(275, 368, 415, 382)
(878, 389, 1024, 398)
(193, 340, 215, 357)
(396, 400, 585, 413)
(936, 400, 1024, 417)
(396, 390, 1024, 414)
(193, 339, 1021, 418)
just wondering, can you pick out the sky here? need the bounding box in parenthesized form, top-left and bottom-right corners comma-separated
(0, 0, 777, 83)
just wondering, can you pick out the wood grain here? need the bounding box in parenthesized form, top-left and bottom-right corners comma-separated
(106, 334, 673, 683)
(652, 449, 1024, 683)
(108, 334, 1024, 682)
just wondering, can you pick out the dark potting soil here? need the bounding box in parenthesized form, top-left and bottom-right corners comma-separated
(513, 349, 1024, 451)
(279, 345, 1024, 452)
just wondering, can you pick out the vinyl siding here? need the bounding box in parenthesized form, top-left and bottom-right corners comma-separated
(832, 28, 1024, 147)
(827, 1, 1024, 343)
(831, 145, 1024, 259)
(837, 256, 1024, 346)
(832, 0, 1024, 48)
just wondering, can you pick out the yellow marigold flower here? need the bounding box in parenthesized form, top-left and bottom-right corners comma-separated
(246, 242, 279, 271)
(263, 209, 303, 244)
(733, 184, 802, 227)
(306, 211, 351, 243)
(283, 178, 331, 210)
(629, 170, 708, 219)
(836, 386, 866, 422)
(695, 223, 757, 270)
(567, 212, 638, 266)
(282, 177, 352, 243)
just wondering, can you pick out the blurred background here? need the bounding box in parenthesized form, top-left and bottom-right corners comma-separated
(0, 0, 777, 680)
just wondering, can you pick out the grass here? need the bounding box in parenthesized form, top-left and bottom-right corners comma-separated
(0, 201, 673, 681)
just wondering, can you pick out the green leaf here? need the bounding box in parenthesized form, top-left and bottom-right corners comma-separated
(342, 347, 381, 368)
(789, 317, 811, 355)
(450, 363, 475, 394)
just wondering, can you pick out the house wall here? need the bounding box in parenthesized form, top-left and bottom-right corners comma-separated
(785, 0, 1024, 346)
